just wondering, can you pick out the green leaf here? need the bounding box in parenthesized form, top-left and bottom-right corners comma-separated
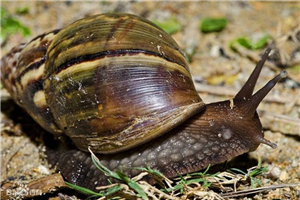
(1, 7, 31, 41)
(200, 18, 227, 33)
(16, 7, 29, 15)
(238, 37, 252, 49)
(153, 17, 182, 35)
(230, 35, 270, 51)
(253, 35, 270, 50)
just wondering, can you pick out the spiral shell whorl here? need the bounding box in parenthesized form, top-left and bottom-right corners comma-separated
(1, 30, 62, 135)
(43, 14, 204, 153)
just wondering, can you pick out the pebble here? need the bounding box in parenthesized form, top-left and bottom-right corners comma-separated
(38, 165, 50, 175)
(279, 170, 289, 181)
(268, 166, 281, 180)
(291, 160, 298, 167)
(210, 45, 221, 57)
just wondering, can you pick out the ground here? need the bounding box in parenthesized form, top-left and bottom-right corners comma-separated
(1, 1, 299, 200)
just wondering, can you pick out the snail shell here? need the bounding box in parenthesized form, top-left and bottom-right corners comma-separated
(2, 14, 204, 153)
(1, 13, 286, 190)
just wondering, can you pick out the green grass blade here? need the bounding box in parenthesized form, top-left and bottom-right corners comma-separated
(89, 148, 148, 200)
(65, 182, 102, 197)
(228, 168, 247, 175)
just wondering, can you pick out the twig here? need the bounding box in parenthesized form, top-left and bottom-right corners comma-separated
(139, 181, 179, 200)
(284, 93, 300, 114)
(230, 43, 279, 71)
(220, 183, 300, 198)
(258, 110, 300, 136)
(194, 82, 300, 106)
(275, 20, 300, 66)
(182, 190, 224, 200)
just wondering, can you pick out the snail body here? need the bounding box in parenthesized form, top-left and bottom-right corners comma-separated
(1, 13, 285, 190)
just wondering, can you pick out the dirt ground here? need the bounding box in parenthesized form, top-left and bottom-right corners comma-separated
(1, 1, 299, 200)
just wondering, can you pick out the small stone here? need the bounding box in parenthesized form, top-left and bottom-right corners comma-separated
(291, 160, 298, 167)
(268, 166, 281, 180)
(37, 165, 50, 175)
(210, 45, 221, 57)
(279, 170, 289, 181)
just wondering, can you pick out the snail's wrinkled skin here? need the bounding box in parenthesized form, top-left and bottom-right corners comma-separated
(1, 13, 285, 190)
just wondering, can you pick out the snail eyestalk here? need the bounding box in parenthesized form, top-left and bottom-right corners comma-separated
(235, 47, 271, 100)
(244, 71, 287, 115)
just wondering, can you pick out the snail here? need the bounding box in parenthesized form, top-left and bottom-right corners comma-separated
(1, 13, 286, 190)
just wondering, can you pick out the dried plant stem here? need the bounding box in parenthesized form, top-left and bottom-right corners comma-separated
(220, 183, 300, 198)
(194, 82, 300, 106)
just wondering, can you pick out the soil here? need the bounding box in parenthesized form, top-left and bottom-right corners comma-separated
(1, 1, 299, 200)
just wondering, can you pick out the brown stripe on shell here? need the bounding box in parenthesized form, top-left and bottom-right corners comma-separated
(118, 19, 136, 42)
(26, 29, 60, 46)
(49, 49, 187, 76)
(105, 17, 126, 45)
(16, 30, 59, 76)
(44, 13, 188, 80)
(12, 30, 59, 93)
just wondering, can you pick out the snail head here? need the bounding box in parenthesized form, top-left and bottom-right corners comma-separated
(201, 48, 286, 152)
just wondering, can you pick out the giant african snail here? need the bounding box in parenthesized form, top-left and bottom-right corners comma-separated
(1, 13, 286, 189)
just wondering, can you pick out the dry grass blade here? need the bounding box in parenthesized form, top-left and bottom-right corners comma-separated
(194, 82, 300, 106)
(220, 183, 300, 198)
(133, 167, 174, 189)
(275, 22, 300, 66)
(258, 110, 300, 136)
(138, 181, 179, 200)
(230, 43, 279, 71)
(181, 189, 224, 200)
(206, 171, 244, 192)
